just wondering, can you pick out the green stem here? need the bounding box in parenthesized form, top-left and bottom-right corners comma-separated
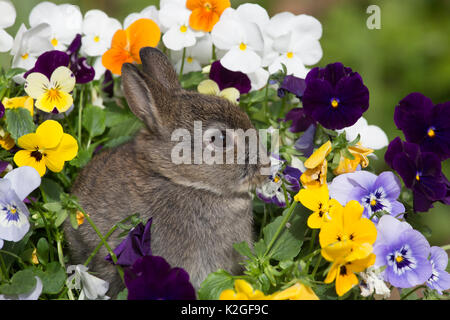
(212, 44, 217, 61)
(84, 225, 117, 267)
(400, 285, 427, 300)
(0, 250, 26, 269)
(311, 254, 322, 278)
(263, 201, 297, 257)
(178, 47, 187, 81)
(440, 244, 450, 251)
(0, 253, 9, 281)
(304, 229, 318, 272)
(259, 204, 267, 239)
(277, 96, 286, 119)
(37, 210, 55, 262)
(301, 248, 321, 263)
(56, 236, 65, 268)
(262, 80, 270, 121)
(77, 88, 84, 146)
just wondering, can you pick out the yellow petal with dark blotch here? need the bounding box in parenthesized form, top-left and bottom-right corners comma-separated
(304, 140, 331, 169)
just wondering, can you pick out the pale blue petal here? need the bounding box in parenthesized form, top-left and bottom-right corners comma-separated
(4, 166, 41, 201)
(373, 171, 401, 200)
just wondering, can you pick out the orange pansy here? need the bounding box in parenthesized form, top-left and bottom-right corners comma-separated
(187, 0, 230, 32)
(102, 18, 161, 76)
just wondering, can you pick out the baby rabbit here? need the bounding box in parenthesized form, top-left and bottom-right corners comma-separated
(64, 47, 266, 297)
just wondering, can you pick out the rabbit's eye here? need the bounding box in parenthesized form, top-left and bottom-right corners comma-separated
(211, 131, 228, 149)
(204, 129, 234, 151)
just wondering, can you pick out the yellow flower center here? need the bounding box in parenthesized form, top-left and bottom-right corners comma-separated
(286, 52, 294, 59)
(51, 38, 58, 47)
(187, 56, 193, 64)
(273, 176, 280, 183)
(94, 35, 100, 43)
(180, 25, 188, 33)
(21, 53, 29, 60)
(331, 99, 339, 108)
(395, 255, 404, 263)
(427, 128, 435, 138)
(239, 43, 247, 51)
(10, 207, 16, 214)
(370, 199, 377, 206)
(48, 88, 61, 100)
(415, 174, 420, 181)
(204, 1, 212, 11)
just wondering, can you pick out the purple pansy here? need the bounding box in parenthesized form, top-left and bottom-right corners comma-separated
(256, 175, 289, 207)
(124, 255, 196, 300)
(209, 60, 251, 94)
(426, 246, 450, 295)
(294, 124, 316, 158)
(105, 218, 152, 267)
(284, 108, 316, 133)
(24, 35, 95, 84)
(283, 165, 302, 193)
(0, 101, 5, 118)
(302, 62, 369, 130)
(394, 92, 450, 160)
(373, 215, 432, 288)
(329, 171, 405, 222)
(102, 70, 114, 98)
(277, 75, 306, 99)
(385, 137, 447, 212)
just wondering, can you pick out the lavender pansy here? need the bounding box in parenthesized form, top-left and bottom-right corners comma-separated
(394, 92, 450, 160)
(256, 175, 289, 208)
(329, 171, 405, 222)
(302, 62, 369, 130)
(426, 246, 450, 295)
(124, 255, 196, 300)
(385, 137, 447, 212)
(0, 166, 41, 246)
(209, 60, 251, 95)
(105, 218, 152, 267)
(282, 165, 302, 193)
(373, 215, 432, 288)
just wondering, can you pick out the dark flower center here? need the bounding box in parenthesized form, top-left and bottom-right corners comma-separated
(30, 150, 43, 162)
(330, 98, 339, 108)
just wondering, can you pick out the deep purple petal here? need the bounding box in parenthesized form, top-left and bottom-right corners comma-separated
(285, 109, 315, 133)
(293, 124, 316, 157)
(385, 137, 404, 168)
(0, 101, 4, 118)
(278, 75, 306, 98)
(102, 70, 114, 98)
(24, 50, 70, 79)
(71, 57, 95, 84)
(209, 60, 251, 94)
(67, 34, 82, 57)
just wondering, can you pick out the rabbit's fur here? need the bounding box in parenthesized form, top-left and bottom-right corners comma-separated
(63, 47, 266, 297)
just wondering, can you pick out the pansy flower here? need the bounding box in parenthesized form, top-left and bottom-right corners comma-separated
(66, 264, 110, 300)
(24, 66, 75, 114)
(394, 92, 450, 160)
(102, 18, 161, 75)
(294, 124, 316, 158)
(300, 140, 331, 188)
(271, 282, 319, 300)
(0, 166, 41, 247)
(0, 0, 16, 52)
(277, 75, 307, 99)
(256, 174, 289, 208)
(2, 96, 34, 116)
(0, 127, 14, 151)
(373, 215, 432, 288)
(197, 79, 239, 104)
(329, 171, 405, 222)
(294, 184, 342, 229)
(337, 117, 389, 151)
(282, 165, 302, 193)
(333, 143, 373, 175)
(302, 62, 369, 130)
(358, 266, 391, 299)
(426, 246, 450, 295)
(284, 108, 315, 134)
(385, 137, 447, 212)
(124, 255, 196, 300)
(220, 279, 270, 300)
(209, 60, 251, 95)
(13, 120, 78, 176)
(187, 0, 230, 32)
(105, 218, 152, 267)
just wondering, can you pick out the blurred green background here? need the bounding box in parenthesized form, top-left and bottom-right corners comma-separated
(2, 0, 449, 245)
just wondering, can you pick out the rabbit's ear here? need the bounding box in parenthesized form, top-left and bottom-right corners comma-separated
(121, 63, 166, 136)
(140, 47, 181, 90)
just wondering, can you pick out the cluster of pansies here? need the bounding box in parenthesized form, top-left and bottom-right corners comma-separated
(0, 0, 447, 301)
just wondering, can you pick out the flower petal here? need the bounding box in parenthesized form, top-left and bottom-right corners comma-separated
(50, 66, 76, 93)
(36, 120, 64, 149)
(46, 133, 78, 161)
(13, 150, 47, 177)
(24, 72, 49, 99)
(4, 167, 41, 201)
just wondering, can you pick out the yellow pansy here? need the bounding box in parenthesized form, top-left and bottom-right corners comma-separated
(319, 200, 377, 262)
(294, 184, 342, 229)
(13, 120, 78, 176)
(333, 143, 373, 175)
(324, 253, 376, 297)
(2, 96, 34, 116)
(300, 140, 332, 188)
(24, 66, 75, 114)
(219, 280, 271, 300)
(0, 127, 15, 150)
(271, 282, 319, 300)
(197, 79, 240, 104)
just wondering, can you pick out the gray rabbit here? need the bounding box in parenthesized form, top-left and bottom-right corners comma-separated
(63, 47, 267, 298)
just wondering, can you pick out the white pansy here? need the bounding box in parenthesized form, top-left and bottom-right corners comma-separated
(81, 10, 121, 57)
(172, 34, 212, 74)
(11, 23, 53, 74)
(66, 264, 110, 300)
(267, 14, 323, 77)
(337, 117, 389, 150)
(0, 276, 43, 300)
(0, 0, 16, 52)
(124, 6, 159, 30)
(211, 9, 264, 74)
(247, 67, 270, 91)
(29, 1, 82, 50)
(93, 57, 107, 81)
(359, 266, 391, 299)
(159, 2, 203, 51)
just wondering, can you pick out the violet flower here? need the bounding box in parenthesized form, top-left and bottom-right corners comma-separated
(394, 92, 450, 160)
(0, 101, 4, 118)
(124, 255, 196, 300)
(102, 70, 114, 98)
(277, 75, 306, 99)
(284, 108, 315, 133)
(282, 165, 302, 193)
(426, 246, 450, 295)
(302, 62, 369, 130)
(209, 60, 251, 95)
(373, 215, 432, 288)
(105, 218, 152, 267)
(329, 171, 405, 222)
(385, 137, 447, 212)
(294, 124, 316, 157)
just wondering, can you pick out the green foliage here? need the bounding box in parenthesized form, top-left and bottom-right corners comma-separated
(5, 108, 35, 141)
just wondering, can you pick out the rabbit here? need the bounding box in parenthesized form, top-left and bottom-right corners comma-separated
(63, 47, 268, 298)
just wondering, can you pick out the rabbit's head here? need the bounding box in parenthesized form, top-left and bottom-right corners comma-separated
(121, 47, 268, 195)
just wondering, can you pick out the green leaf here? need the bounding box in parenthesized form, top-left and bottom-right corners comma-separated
(116, 288, 128, 300)
(104, 103, 136, 128)
(233, 241, 254, 260)
(69, 148, 93, 168)
(0, 269, 37, 295)
(2, 231, 32, 269)
(40, 178, 64, 202)
(5, 108, 35, 141)
(36, 238, 49, 265)
(5, 68, 26, 78)
(180, 71, 205, 89)
(43, 202, 62, 212)
(54, 209, 68, 228)
(253, 239, 267, 258)
(197, 269, 235, 300)
(69, 210, 79, 230)
(33, 262, 66, 294)
(341, 148, 356, 161)
(263, 206, 307, 261)
(83, 104, 106, 138)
